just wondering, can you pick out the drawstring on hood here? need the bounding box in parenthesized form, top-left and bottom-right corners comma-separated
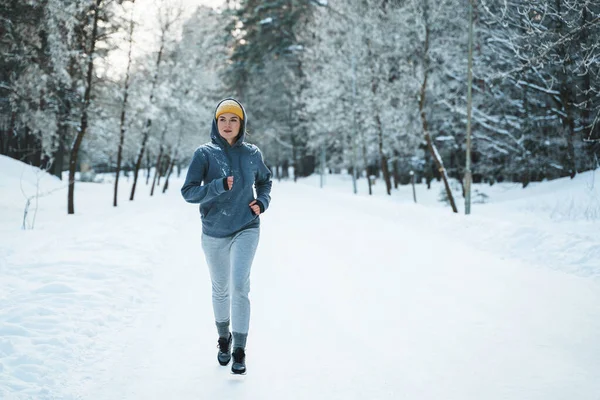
(181, 96, 272, 238)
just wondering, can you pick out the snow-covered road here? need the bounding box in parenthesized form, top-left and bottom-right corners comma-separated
(1, 158, 599, 399)
(70, 181, 600, 399)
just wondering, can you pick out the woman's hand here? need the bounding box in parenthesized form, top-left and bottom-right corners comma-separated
(249, 200, 261, 215)
(226, 176, 234, 190)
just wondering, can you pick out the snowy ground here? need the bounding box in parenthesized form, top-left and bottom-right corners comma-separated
(1, 154, 599, 400)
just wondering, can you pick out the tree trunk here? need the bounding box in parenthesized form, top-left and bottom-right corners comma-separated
(129, 127, 150, 201)
(365, 34, 387, 195)
(554, 0, 577, 178)
(68, 0, 102, 215)
(5, 112, 17, 158)
(392, 154, 400, 189)
(275, 144, 282, 181)
(282, 159, 289, 179)
(376, 114, 392, 195)
(146, 149, 152, 185)
(522, 161, 531, 188)
(411, 172, 417, 203)
(0, 111, 16, 155)
(163, 127, 183, 193)
(52, 85, 71, 180)
(419, 1, 458, 213)
(150, 128, 166, 196)
(150, 148, 163, 196)
(291, 135, 298, 182)
(53, 59, 76, 180)
(24, 126, 34, 164)
(50, 125, 66, 179)
(360, 127, 372, 195)
(114, 6, 135, 207)
(130, 29, 166, 201)
(162, 156, 176, 194)
(421, 120, 457, 213)
(158, 154, 169, 187)
(561, 87, 577, 178)
(9, 112, 16, 156)
(0, 115, 6, 155)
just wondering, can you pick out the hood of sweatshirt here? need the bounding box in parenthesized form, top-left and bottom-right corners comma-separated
(210, 98, 247, 148)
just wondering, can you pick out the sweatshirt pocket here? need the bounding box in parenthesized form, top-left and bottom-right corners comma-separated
(200, 202, 214, 219)
(202, 198, 233, 220)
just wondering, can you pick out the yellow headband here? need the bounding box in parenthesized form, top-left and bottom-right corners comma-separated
(215, 100, 244, 121)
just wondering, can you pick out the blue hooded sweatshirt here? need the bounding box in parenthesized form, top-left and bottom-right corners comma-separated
(181, 98, 272, 238)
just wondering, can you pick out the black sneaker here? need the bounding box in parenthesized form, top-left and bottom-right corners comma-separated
(231, 347, 246, 374)
(217, 333, 232, 366)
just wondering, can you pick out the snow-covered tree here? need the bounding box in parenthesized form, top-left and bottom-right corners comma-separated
(222, 0, 319, 178)
(476, 0, 600, 185)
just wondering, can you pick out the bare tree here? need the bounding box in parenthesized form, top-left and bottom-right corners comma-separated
(150, 127, 166, 196)
(68, 0, 103, 215)
(114, 3, 136, 207)
(163, 126, 183, 193)
(129, 1, 181, 201)
(418, 0, 458, 213)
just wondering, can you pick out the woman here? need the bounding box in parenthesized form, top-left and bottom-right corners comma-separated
(181, 98, 272, 374)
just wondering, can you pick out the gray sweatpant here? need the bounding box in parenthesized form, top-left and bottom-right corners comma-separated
(201, 228, 260, 348)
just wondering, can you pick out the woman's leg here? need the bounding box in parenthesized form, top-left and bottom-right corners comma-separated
(229, 228, 260, 349)
(202, 233, 232, 337)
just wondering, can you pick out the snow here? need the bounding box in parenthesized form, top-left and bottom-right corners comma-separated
(287, 45, 304, 52)
(1, 154, 600, 399)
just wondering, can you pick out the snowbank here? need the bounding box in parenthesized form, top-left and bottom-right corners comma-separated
(296, 170, 600, 278)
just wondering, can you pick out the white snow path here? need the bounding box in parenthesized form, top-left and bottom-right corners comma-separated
(68, 181, 600, 400)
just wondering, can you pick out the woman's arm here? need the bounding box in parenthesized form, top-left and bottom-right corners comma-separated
(181, 149, 228, 204)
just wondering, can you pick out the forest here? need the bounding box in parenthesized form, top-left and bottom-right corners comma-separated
(1, 0, 599, 213)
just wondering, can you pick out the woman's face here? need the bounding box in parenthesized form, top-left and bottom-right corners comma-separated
(217, 113, 241, 144)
